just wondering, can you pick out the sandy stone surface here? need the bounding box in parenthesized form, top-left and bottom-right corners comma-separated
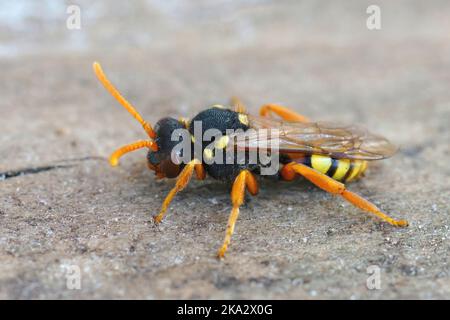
(0, 1, 449, 299)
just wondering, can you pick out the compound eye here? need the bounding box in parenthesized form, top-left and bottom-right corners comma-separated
(153, 123, 160, 133)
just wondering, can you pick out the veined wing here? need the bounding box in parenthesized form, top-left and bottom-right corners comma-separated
(227, 115, 398, 160)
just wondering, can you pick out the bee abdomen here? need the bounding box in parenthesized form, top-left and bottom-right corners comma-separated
(302, 155, 367, 182)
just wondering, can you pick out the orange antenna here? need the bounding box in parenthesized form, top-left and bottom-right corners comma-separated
(109, 140, 157, 167)
(93, 62, 156, 138)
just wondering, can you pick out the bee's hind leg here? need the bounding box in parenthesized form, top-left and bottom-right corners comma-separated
(282, 162, 409, 227)
(259, 104, 309, 122)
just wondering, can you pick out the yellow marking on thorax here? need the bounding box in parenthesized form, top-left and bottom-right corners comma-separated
(215, 135, 229, 149)
(332, 159, 350, 181)
(311, 155, 332, 174)
(204, 148, 213, 160)
(179, 117, 190, 129)
(238, 113, 249, 126)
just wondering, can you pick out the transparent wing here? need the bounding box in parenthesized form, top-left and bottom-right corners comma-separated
(227, 115, 398, 160)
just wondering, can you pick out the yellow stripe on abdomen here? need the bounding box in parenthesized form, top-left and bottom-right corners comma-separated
(360, 160, 368, 173)
(311, 154, 332, 174)
(345, 160, 368, 182)
(297, 156, 368, 183)
(345, 160, 362, 182)
(332, 159, 350, 181)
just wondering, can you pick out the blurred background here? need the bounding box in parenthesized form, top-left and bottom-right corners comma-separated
(0, 1, 449, 299)
(1, 0, 449, 165)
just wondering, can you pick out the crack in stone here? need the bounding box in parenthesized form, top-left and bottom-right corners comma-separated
(0, 156, 106, 181)
(0, 165, 74, 181)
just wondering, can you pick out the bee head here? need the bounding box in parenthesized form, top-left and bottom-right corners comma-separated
(93, 62, 188, 178)
(147, 117, 186, 178)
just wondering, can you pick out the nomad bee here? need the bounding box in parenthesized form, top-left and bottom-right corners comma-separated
(93, 62, 408, 258)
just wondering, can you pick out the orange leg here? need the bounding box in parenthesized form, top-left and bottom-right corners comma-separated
(284, 162, 408, 227)
(109, 140, 157, 166)
(153, 159, 201, 224)
(194, 163, 206, 180)
(217, 170, 258, 258)
(259, 104, 309, 122)
(230, 96, 246, 113)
